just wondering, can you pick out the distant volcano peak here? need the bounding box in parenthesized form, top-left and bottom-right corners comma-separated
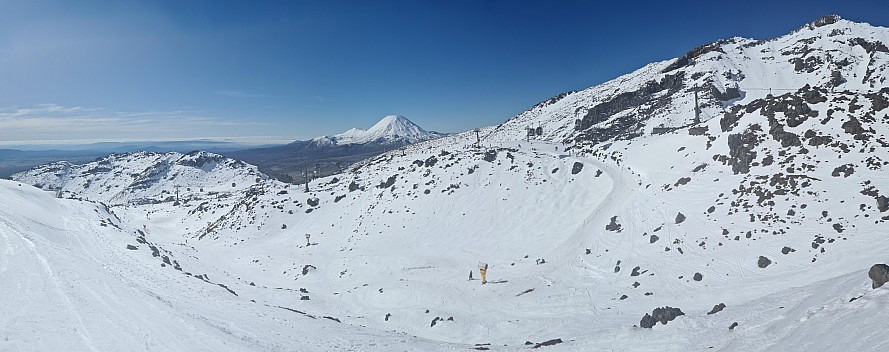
(330, 115, 440, 145)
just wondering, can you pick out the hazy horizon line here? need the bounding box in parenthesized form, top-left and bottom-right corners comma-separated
(0, 136, 295, 149)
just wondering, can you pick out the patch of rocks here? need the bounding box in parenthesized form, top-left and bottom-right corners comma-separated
(640, 306, 685, 328)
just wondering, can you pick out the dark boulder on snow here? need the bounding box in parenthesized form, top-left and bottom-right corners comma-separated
(674, 177, 691, 187)
(640, 306, 684, 328)
(605, 216, 622, 232)
(302, 264, 317, 275)
(869, 264, 889, 289)
(483, 150, 497, 162)
(758, 256, 772, 268)
(571, 162, 584, 174)
(675, 212, 686, 224)
(693, 272, 703, 281)
(878, 196, 889, 212)
(532, 338, 563, 348)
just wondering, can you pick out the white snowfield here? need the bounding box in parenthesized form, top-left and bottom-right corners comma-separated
(0, 179, 450, 351)
(4, 15, 889, 352)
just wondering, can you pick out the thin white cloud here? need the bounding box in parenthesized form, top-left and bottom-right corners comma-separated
(0, 104, 261, 142)
(0, 104, 89, 118)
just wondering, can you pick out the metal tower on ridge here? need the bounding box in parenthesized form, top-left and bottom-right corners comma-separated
(694, 83, 701, 125)
(304, 160, 309, 193)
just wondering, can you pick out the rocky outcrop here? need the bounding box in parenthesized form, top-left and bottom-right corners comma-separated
(726, 126, 761, 174)
(640, 306, 685, 328)
(662, 42, 726, 73)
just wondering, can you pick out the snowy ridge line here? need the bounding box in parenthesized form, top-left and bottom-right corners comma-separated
(487, 15, 889, 145)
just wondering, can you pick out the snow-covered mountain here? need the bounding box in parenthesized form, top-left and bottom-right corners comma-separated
(12, 150, 267, 205)
(487, 15, 888, 144)
(5, 15, 889, 351)
(224, 114, 443, 182)
(314, 114, 442, 146)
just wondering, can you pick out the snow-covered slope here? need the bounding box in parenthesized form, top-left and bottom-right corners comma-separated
(12, 150, 267, 205)
(486, 15, 888, 145)
(5, 15, 889, 351)
(7, 130, 889, 350)
(0, 179, 445, 351)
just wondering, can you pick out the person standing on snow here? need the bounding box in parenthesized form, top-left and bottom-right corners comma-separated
(478, 262, 488, 284)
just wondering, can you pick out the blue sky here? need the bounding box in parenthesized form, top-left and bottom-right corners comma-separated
(0, 0, 886, 145)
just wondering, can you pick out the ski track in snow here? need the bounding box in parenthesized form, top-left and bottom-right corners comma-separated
(1, 214, 97, 351)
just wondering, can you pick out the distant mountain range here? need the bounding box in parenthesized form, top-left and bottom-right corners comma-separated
(0, 140, 272, 178)
(11, 150, 266, 205)
(223, 115, 443, 182)
(1, 116, 441, 181)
